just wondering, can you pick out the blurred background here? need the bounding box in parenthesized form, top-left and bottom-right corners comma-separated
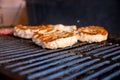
(0, 0, 120, 34)
(0, 0, 28, 27)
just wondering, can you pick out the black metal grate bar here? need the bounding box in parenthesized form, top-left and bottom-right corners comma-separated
(112, 55, 120, 61)
(94, 46, 120, 56)
(0, 48, 43, 58)
(102, 49, 120, 58)
(0, 46, 37, 53)
(27, 58, 98, 80)
(102, 70, 120, 80)
(0, 36, 120, 80)
(5, 52, 69, 69)
(41, 59, 101, 80)
(20, 57, 90, 76)
(11, 53, 75, 72)
(86, 44, 119, 55)
(62, 61, 110, 80)
(82, 63, 120, 80)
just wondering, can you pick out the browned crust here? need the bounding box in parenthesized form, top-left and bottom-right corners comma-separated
(15, 24, 54, 31)
(78, 26, 108, 35)
(34, 30, 75, 43)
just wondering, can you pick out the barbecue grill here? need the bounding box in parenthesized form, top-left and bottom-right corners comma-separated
(0, 0, 120, 80)
(0, 35, 120, 80)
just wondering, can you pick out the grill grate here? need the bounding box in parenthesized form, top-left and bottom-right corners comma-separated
(0, 35, 120, 80)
